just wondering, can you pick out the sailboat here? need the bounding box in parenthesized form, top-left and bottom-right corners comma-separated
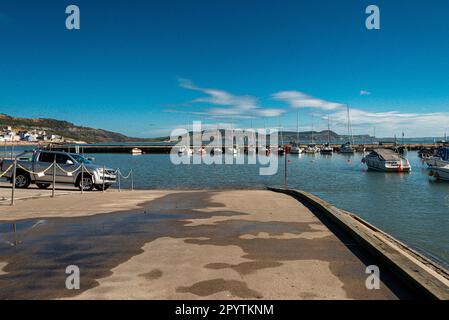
(276, 117, 285, 155)
(305, 116, 319, 154)
(290, 111, 303, 154)
(320, 116, 333, 154)
(339, 105, 355, 154)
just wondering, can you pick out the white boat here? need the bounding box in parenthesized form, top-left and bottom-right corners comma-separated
(290, 144, 303, 154)
(362, 149, 411, 172)
(259, 146, 270, 155)
(227, 147, 239, 155)
(196, 147, 206, 155)
(291, 111, 303, 154)
(178, 146, 193, 156)
(425, 147, 449, 168)
(320, 143, 333, 154)
(304, 144, 319, 154)
(213, 147, 223, 155)
(247, 146, 256, 154)
(320, 116, 333, 155)
(428, 165, 449, 181)
(277, 146, 285, 155)
(340, 105, 355, 154)
(131, 148, 142, 155)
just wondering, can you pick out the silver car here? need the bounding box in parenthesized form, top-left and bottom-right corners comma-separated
(0, 150, 117, 191)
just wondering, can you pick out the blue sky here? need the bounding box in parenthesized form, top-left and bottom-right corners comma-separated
(1, 0, 449, 137)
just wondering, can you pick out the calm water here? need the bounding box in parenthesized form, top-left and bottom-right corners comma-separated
(2, 146, 449, 267)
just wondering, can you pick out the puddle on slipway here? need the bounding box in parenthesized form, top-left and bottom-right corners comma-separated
(0, 192, 418, 300)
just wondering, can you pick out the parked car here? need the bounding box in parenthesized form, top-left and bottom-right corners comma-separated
(0, 150, 117, 191)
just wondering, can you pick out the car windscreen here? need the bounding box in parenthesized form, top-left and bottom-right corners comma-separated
(70, 154, 91, 164)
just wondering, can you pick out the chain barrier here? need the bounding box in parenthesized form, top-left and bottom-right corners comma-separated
(0, 164, 13, 178)
(16, 163, 55, 176)
(5, 159, 134, 205)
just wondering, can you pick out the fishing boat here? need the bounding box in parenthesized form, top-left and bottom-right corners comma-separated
(362, 148, 411, 172)
(131, 148, 142, 155)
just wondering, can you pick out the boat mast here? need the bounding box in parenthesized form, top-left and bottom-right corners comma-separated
(311, 115, 314, 144)
(327, 115, 331, 144)
(279, 116, 284, 146)
(347, 105, 354, 145)
(296, 111, 300, 144)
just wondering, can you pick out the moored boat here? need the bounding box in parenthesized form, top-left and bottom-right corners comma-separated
(339, 142, 355, 154)
(304, 144, 319, 154)
(362, 148, 411, 172)
(428, 165, 449, 181)
(320, 143, 333, 154)
(131, 148, 142, 155)
(425, 147, 449, 167)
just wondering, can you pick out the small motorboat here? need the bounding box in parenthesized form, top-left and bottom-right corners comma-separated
(425, 147, 449, 168)
(304, 144, 319, 154)
(131, 148, 142, 155)
(290, 142, 302, 154)
(178, 146, 193, 156)
(428, 165, 449, 181)
(277, 146, 285, 155)
(362, 148, 411, 172)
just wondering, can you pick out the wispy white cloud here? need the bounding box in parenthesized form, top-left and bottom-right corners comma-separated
(329, 108, 449, 137)
(170, 80, 449, 137)
(272, 91, 344, 110)
(173, 78, 286, 118)
(360, 90, 372, 96)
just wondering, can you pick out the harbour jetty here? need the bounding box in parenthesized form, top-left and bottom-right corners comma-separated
(0, 186, 448, 299)
(47, 143, 439, 154)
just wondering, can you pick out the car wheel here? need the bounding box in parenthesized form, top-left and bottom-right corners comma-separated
(14, 173, 31, 189)
(36, 183, 51, 189)
(78, 175, 94, 191)
(94, 184, 110, 191)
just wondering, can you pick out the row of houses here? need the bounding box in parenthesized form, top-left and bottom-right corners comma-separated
(0, 126, 63, 143)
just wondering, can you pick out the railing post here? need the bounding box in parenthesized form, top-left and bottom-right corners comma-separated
(102, 165, 106, 193)
(52, 159, 56, 197)
(80, 163, 84, 195)
(118, 169, 121, 192)
(284, 145, 288, 188)
(131, 169, 134, 191)
(11, 158, 17, 206)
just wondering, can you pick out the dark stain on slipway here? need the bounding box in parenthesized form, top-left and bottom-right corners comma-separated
(0, 191, 419, 300)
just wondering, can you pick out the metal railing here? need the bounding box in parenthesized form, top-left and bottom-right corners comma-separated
(0, 158, 135, 206)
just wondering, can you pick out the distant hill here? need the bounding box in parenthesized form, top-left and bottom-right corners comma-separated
(0, 114, 165, 144)
(177, 129, 372, 143)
